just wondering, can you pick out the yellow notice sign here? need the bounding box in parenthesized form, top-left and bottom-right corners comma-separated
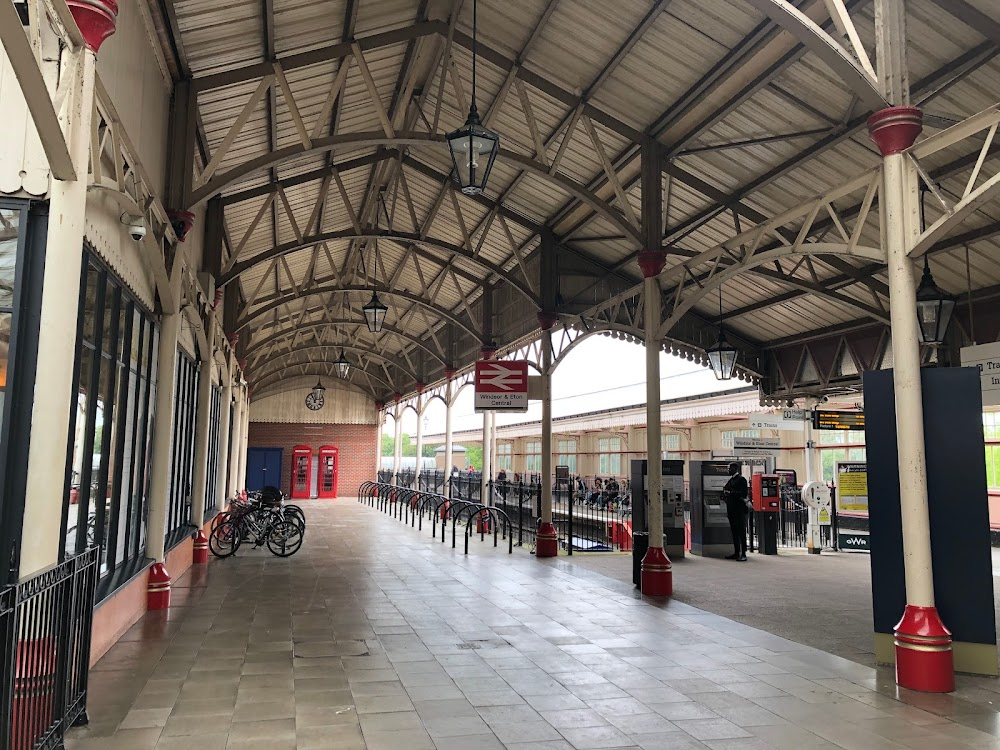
(837, 463, 868, 512)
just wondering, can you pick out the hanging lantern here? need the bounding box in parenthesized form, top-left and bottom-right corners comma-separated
(915, 256, 956, 345)
(334, 349, 351, 378)
(311, 380, 326, 399)
(362, 291, 388, 334)
(447, 113, 499, 196)
(445, 0, 499, 195)
(706, 329, 739, 381)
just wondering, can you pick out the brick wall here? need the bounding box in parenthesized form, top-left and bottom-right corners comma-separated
(247, 422, 377, 497)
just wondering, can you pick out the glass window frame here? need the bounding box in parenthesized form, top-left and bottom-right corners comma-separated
(59, 250, 159, 596)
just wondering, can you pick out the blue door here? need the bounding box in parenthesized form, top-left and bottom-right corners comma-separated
(247, 448, 282, 491)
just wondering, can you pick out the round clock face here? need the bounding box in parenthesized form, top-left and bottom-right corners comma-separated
(305, 393, 324, 411)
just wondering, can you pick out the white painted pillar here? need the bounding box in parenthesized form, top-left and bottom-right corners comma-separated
(228, 385, 243, 495)
(216, 369, 233, 505)
(237, 389, 250, 490)
(376, 405, 386, 479)
(644, 274, 664, 553)
(189, 322, 215, 528)
(884, 142, 934, 608)
(482, 408, 492, 500)
(19, 50, 98, 577)
(415, 394, 424, 485)
(490, 411, 498, 476)
(392, 402, 402, 483)
(444, 379, 455, 473)
(145, 305, 181, 563)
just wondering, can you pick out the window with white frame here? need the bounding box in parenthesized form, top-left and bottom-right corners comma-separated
(525, 441, 541, 473)
(496, 442, 512, 471)
(598, 436, 621, 476)
(557, 439, 577, 473)
(721, 429, 760, 450)
(662, 433, 681, 459)
(819, 429, 866, 483)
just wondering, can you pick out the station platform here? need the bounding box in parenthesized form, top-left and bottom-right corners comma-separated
(68, 500, 1000, 750)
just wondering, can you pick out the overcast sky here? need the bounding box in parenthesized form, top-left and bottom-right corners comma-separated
(384, 335, 747, 441)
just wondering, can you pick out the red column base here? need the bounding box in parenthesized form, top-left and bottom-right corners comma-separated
(193, 530, 208, 564)
(536, 522, 558, 558)
(147, 562, 171, 611)
(894, 604, 954, 692)
(640, 546, 673, 596)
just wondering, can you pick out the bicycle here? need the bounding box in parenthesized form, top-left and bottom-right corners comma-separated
(210, 499, 304, 558)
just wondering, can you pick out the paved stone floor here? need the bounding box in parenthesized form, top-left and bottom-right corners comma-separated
(68, 499, 1000, 750)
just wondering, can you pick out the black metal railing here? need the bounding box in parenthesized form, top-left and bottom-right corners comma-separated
(749, 485, 832, 550)
(417, 471, 446, 494)
(1, 546, 100, 750)
(449, 471, 482, 504)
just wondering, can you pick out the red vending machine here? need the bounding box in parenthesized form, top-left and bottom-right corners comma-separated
(290, 445, 313, 499)
(318, 446, 339, 499)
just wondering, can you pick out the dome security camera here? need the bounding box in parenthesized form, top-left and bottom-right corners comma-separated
(120, 213, 146, 241)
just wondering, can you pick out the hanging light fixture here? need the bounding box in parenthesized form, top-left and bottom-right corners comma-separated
(915, 255, 956, 345)
(334, 349, 351, 378)
(707, 285, 739, 381)
(362, 206, 388, 333)
(311, 380, 326, 399)
(445, 0, 499, 195)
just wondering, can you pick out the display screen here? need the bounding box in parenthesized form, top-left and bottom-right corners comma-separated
(813, 410, 865, 430)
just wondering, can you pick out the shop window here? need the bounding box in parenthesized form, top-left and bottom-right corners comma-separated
(496, 442, 512, 471)
(598, 436, 621, 476)
(167, 348, 199, 546)
(557, 439, 577, 474)
(525, 441, 541, 473)
(204, 384, 222, 521)
(662, 433, 681, 459)
(62, 253, 158, 587)
(819, 429, 866, 483)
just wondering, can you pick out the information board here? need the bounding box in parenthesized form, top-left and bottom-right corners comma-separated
(813, 409, 865, 430)
(836, 461, 868, 513)
(474, 360, 528, 411)
(960, 341, 1000, 407)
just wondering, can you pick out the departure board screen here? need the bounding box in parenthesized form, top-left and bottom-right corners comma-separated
(812, 410, 865, 430)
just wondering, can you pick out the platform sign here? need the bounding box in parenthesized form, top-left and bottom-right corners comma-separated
(813, 409, 865, 430)
(474, 360, 529, 411)
(750, 409, 809, 431)
(734, 436, 780, 458)
(960, 341, 1000, 407)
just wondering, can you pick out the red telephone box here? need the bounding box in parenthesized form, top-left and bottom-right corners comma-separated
(318, 446, 339, 499)
(291, 446, 313, 499)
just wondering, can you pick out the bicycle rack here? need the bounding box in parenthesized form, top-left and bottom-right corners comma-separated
(464, 506, 513, 555)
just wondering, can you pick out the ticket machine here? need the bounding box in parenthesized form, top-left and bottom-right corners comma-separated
(689, 461, 735, 557)
(751, 474, 780, 555)
(290, 445, 312, 499)
(630, 459, 685, 559)
(318, 446, 339, 499)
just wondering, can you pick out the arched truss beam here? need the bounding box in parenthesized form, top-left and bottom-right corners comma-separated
(219, 230, 540, 308)
(657, 242, 885, 338)
(186, 133, 643, 247)
(249, 343, 420, 386)
(237, 286, 482, 340)
(741, 0, 885, 110)
(911, 172, 1000, 258)
(245, 320, 448, 367)
(251, 363, 388, 401)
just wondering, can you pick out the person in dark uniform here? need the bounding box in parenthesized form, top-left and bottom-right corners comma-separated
(722, 462, 750, 561)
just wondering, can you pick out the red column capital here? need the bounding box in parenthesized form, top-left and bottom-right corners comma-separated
(67, 0, 118, 53)
(537, 312, 558, 330)
(415, 382, 425, 394)
(637, 250, 666, 279)
(867, 106, 923, 156)
(444, 367, 457, 380)
(480, 345, 497, 360)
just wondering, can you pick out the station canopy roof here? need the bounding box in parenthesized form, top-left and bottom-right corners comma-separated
(149, 0, 1000, 403)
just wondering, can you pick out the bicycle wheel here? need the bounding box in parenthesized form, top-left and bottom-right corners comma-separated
(282, 504, 306, 530)
(266, 519, 303, 557)
(209, 519, 241, 557)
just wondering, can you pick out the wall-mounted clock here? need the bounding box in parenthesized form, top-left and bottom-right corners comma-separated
(305, 392, 325, 410)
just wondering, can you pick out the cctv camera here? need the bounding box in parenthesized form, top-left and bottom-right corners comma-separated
(120, 213, 146, 241)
